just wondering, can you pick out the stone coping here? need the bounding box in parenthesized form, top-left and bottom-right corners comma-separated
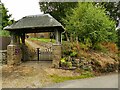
(0, 50, 7, 53)
(52, 44, 62, 46)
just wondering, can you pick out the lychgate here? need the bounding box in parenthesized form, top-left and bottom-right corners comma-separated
(4, 14, 65, 68)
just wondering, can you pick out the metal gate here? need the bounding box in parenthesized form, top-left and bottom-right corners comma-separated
(36, 47, 52, 61)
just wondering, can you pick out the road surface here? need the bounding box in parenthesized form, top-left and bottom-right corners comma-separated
(46, 73, 119, 88)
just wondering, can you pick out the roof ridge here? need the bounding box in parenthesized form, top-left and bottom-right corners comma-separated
(24, 13, 50, 18)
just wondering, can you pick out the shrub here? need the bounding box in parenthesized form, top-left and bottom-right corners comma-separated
(70, 51, 78, 57)
(63, 2, 117, 48)
(62, 42, 73, 56)
(0, 30, 10, 37)
(60, 57, 73, 68)
(101, 42, 118, 53)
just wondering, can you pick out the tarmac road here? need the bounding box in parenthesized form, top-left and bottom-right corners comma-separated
(46, 73, 119, 88)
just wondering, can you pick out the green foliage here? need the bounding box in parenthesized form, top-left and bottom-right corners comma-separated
(79, 42, 90, 50)
(49, 71, 94, 83)
(60, 58, 66, 66)
(60, 57, 72, 68)
(70, 51, 78, 57)
(0, 3, 13, 30)
(0, 30, 10, 37)
(92, 43, 108, 53)
(62, 44, 78, 57)
(63, 2, 117, 49)
(66, 62, 72, 68)
(0, 3, 14, 36)
(39, 2, 77, 24)
(62, 41, 73, 56)
(97, 2, 120, 22)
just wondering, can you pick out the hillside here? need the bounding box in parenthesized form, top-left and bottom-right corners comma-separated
(29, 38, 119, 74)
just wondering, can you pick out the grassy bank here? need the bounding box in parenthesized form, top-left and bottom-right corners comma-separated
(30, 38, 55, 43)
(49, 71, 94, 83)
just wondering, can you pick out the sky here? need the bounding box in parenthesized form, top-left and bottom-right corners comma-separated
(1, 0, 43, 20)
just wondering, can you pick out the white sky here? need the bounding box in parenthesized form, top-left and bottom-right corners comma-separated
(1, 0, 43, 20)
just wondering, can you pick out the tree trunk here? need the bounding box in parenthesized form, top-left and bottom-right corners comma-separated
(76, 36, 79, 44)
(65, 32, 70, 42)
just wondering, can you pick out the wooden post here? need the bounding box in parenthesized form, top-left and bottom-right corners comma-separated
(55, 30, 62, 45)
(37, 48, 40, 61)
(21, 33, 25, 44)
(10, 32, 17, 45)
(17, 35, 20, 44)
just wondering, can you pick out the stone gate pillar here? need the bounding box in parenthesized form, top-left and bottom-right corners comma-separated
(52, 30, 62, 68)
(7, 32, 22, 65)
(52, 44, 61, 68)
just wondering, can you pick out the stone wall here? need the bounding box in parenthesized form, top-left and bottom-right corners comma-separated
(7, 44, 22, 65)
(0, 37, 10, 64)
(0, 50, 7, 64)
(52, 44, 61, 68)
(0, 36, 10, 50)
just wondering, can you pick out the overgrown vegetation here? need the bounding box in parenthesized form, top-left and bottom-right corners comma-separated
(61, 41, 119, 73)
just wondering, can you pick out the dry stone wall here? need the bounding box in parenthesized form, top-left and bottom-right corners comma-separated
(0, 50, 7, 64)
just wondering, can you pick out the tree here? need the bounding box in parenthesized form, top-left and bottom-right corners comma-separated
(0, 3, 14, 36)
(101, 2, 120, 49)
(0, 3, 13, 29)
(63, 3, 117, 49)
(97, 2, 120, 26)
(39, 2, 77, 24)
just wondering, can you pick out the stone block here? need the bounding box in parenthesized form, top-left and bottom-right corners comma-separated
(7, 44, 22, 65)
(52, 44, 62, 68)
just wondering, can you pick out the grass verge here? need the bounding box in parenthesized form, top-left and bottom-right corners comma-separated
(49, 71, 94, 83)
(30, 38, 55, 43)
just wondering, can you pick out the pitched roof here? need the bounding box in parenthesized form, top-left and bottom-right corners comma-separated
(4, 14, 64, 33)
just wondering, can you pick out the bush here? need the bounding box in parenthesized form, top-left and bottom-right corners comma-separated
(0, 30, 10, 37)
(101, 42, 118, 53)
(63, 2, 117, 48)
(62, 42, 73, 56)
(70, 51, 78, 57)
(60, 57, 72, 68)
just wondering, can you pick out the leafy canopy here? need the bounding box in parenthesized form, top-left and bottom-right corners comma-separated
(0, 3, 13, 29)
(0, 3, 14, 36)
(98, 2, 120, 22)
(39, 2, 77, 24)
(63, 3, 117, 48)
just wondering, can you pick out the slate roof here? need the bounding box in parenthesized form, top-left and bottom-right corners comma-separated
(4, 14, 64, 33)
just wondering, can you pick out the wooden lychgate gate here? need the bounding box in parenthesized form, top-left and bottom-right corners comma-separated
(36, 47, 52, 61)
